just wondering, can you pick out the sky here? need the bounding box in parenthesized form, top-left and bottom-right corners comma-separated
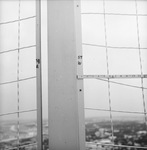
(0, 0, 147, 120)
(0, 0, 48, 120)
(81, 0, 147, 119)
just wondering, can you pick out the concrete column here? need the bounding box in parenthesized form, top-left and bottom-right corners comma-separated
(47, 0, 85, 150)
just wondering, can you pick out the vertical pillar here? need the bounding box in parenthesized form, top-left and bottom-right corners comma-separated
(36, 0, 43, 149)
(47, 0, 85, 150)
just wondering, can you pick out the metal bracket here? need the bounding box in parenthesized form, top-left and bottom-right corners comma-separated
(77, 74, 147, 79)
(36, 59, 40, 68)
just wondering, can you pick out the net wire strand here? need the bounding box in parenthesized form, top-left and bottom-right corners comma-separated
(85, 107, 147, 115)
(0, 16, 36, 25)
(81, 12, 147, 16)
(17, 0, 21, 148)
(82, 42, 147, 50)
(0, 109, 37, 117)
(103, 0, 115, 145)
(135, 0, 147, 130)
(0, 45, 36, 55)
(96, 77, 147, 89)
(0, 76, 36, 86)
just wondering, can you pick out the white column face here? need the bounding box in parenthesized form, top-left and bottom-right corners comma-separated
(47, 0, 85, 150)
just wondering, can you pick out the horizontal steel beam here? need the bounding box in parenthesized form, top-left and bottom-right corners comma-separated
(77, 74, 147, 79)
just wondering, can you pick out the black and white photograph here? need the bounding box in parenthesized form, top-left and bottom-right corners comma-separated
(0, 0, 147, 150)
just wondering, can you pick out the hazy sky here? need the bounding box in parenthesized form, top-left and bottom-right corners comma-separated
(81, 0, 147, 119)
(0, 0, 48, 120)
(0, 0, 147, 120)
